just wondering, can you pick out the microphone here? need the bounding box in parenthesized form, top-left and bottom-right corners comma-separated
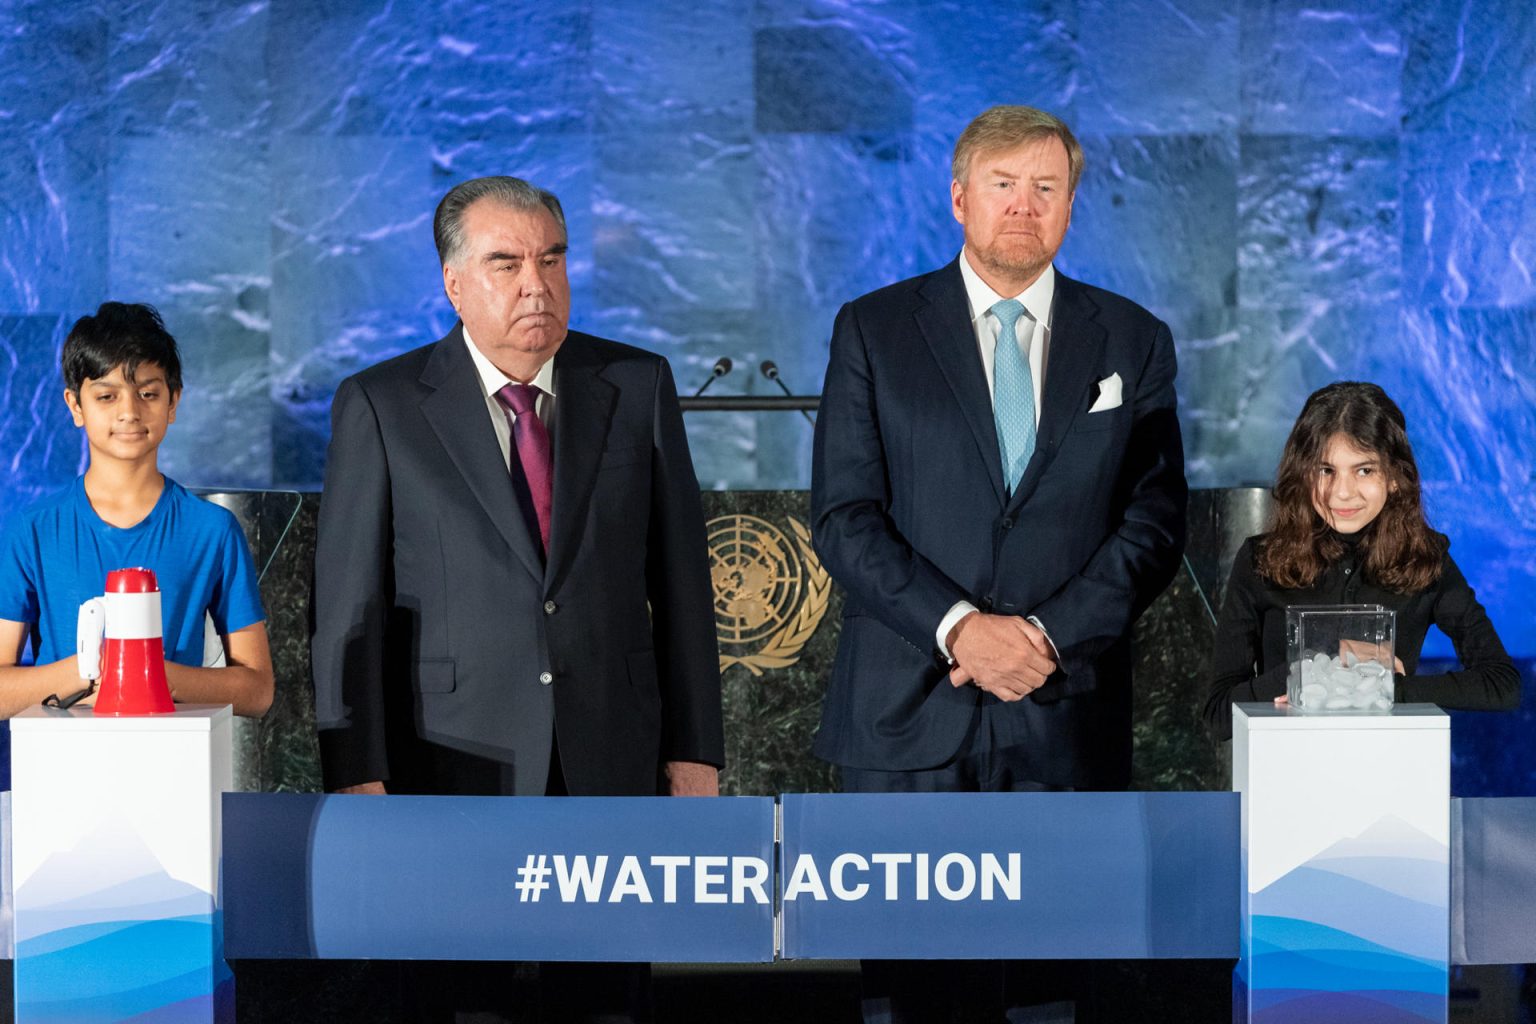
(692, 357, 733, 397)
(760, 361, 816, 425)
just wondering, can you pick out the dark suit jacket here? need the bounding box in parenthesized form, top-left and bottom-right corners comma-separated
(312, 326, 723, 796)
(810, 260, 1187, 788)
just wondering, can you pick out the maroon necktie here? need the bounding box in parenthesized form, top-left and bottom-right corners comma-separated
(494, 383, 552, 552)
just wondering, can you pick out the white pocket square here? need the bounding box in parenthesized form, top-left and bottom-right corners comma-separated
(1088, 372, 1123, 413)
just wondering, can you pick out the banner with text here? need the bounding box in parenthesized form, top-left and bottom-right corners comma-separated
(778, 792, 1239, 960)
(224, 794, 776, 962)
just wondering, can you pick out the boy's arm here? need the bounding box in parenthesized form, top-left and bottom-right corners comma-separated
(0, 618, 92, 718)
(164, 622, 274, 718)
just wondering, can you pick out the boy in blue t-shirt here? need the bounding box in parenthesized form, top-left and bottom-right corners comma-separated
(0, 302, 273, 717)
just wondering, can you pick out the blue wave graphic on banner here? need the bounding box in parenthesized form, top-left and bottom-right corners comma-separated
(16, 916, 218, 1022)
(1253, 864, 1446, 961)
(1251, 989, 1446, 1024)
(1241, 815, 1448, 1022)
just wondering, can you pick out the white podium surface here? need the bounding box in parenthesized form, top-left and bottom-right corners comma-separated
(1233, 703, 1449, 1024)
(10, 705, 233, 1023)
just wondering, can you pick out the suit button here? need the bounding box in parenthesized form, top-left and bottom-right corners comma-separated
(1001, 518, 1014, 529)
(544, 601, 557, 614)
(539, 671, 553, 685)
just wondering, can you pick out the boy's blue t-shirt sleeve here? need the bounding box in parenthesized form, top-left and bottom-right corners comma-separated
(209, 506, 264, 635)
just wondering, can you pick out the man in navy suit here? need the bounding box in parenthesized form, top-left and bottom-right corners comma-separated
(312, 176, 722, 1022)
(811, 106, 1187, 1022)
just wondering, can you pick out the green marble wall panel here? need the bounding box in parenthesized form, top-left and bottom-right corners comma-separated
(700, 491, 840, 797)
(204, 491, 323, 794)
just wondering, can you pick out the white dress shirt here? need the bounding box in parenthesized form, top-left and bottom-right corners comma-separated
(462, 327, 557, 468)
(936, 253, 1059, 660)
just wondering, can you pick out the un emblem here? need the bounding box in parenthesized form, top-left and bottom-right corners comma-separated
(708, 514, 831, 676)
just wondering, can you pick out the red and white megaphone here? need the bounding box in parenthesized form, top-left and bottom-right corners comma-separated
(77, 567, 175, 716)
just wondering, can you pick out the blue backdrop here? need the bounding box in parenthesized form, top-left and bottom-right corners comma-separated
(1, 3, 1531, 662)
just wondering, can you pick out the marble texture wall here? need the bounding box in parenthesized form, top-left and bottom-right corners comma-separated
(1, 0, 1533, 660)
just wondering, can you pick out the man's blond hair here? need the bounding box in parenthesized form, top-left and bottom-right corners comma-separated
(952, 105, 1084, 193)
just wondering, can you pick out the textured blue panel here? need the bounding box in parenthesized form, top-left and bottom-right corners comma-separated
(269, 135, 439, 335)
(268, 135, 440, 483)
(267, 0, 432, 135)
(0, 1, 108, 125)
(0, 131, 109, 315)
(0, 0, 109, 314)
(755, 17, 914, 133)
(156, 307, 273, 490)
(427, 0, 593, 136)
(1402, 133, 1536, 308)
(594, 131, 754, 314)
(1238, 136, 1400, 309)
(1241, 0, 1403, 136)
(906, 1, 1079, 137)
(1076, 0, 1239, 134)
(756, 132, 954, 356)
(1402, 1, 1536, 133)
(1178, 302, 1398, 488)
(0, 316, 86, 498)
(1062, 133, 1238, 311)
(1393, 305, 1536, 655)
(593, 0, 749, 134)
(109, 0, 271, 136)
(109, 135, 271, 307)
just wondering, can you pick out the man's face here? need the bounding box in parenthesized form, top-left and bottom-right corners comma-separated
(442, 200, 571, 379)
(64, 362, 178, 464)
(952, 136, 1074, 293)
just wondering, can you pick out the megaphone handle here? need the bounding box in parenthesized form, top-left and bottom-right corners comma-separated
(77, 598, 105, 681)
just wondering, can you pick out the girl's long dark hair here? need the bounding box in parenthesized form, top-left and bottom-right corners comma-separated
(1257, 381, 1444, 592)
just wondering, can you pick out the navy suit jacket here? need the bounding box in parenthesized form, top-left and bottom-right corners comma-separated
(312, 327, 723, 796)
(810, 260, 1187, 788)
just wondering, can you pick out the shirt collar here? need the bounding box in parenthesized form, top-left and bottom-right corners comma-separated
(958, 249, 1056, 328)
(462, 325, 558, 399)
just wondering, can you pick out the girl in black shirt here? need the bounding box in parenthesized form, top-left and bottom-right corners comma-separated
(1202, 381, 1519, 741)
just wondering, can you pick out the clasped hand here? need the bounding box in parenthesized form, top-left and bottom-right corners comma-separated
(946, 612, 1057, 701)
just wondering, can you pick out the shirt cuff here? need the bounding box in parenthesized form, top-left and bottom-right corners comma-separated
(1026, 616, 1061, 661)
(936, 601, 979, 662)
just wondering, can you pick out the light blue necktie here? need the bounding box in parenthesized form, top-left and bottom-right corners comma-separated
(991, 298, 1036, 492)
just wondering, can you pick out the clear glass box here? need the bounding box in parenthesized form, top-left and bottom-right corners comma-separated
(1285, 604, 1397, 713)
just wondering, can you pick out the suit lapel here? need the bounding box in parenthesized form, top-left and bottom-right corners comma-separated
(547, 333, 618, 593)
(914, 260, 1007, 507)
(419, 328, 546, 584)
(1008, 274, 1107, 510)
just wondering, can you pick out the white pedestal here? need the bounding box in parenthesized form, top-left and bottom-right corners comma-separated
(9, 705, 233, 1023)
(1233, 703, 1449, 1024)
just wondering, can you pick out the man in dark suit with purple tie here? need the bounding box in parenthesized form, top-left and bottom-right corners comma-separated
(311, 175, 722, 1022)
(811, 106, 1188, 1022)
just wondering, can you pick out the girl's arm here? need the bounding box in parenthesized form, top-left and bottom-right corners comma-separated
(1201, 540, 1291, 741)
(1396, 556, 1520, 711)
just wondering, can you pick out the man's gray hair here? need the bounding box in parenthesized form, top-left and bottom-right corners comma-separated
(952, 105, 1084, 194)
(433, 176, 568, 266)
